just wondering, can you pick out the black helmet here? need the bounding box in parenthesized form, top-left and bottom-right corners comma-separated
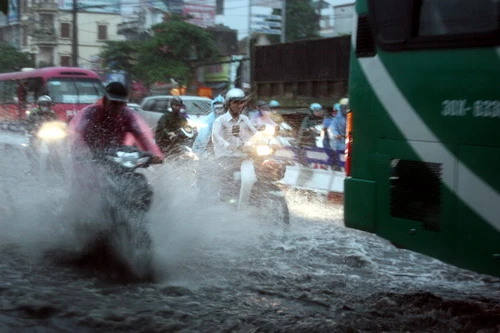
(170, 97, 183, 107)
(105, 82, 128, 102)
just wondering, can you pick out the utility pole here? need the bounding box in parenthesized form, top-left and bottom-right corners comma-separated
(280, 0, 286, 43)
(72, 0, 78, 67)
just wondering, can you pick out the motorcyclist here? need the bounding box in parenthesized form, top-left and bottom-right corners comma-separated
(211, 88, 258, 159)
(250, 100, 277, 129)
(154, 96, 191, 157)
(269, 100, 285, 125)
(207, 88, 259, 198)
(324, 103, 340, 167)
(192, 94, 225, 156)
(25, 95, 59, 135)
(25, 95, 61, 174)
(297, 103, 325, 147)
(329, 98, 349, 170)
(69, 82, 163, 163)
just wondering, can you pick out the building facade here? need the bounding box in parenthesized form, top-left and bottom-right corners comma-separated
(0, 0, 123, 69)
(333, 2, 355, 36)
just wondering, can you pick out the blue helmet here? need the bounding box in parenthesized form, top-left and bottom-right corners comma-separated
(333, 103, 341, 112)
(269, 100, 280, 108)
(211, 94, 225, 115)
(211, 94, 224, 108)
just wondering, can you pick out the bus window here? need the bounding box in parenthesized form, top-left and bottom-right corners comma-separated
(418, 0, 499, 36)
(26, 77, 44, 103)
(47, 78, 104, 104)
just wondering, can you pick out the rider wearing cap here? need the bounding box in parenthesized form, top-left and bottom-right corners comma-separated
(69, 82, 163, 163)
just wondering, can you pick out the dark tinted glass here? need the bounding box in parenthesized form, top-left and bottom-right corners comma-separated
(418, 0, 499, 36)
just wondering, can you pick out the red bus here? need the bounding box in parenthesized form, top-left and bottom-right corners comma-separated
(0, 67, 104, 122)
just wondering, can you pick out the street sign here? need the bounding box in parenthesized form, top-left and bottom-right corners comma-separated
(251, 21, 282, 28)
(251, 0, 282, 9)
(252, 28, 281, 35)
(251, 14, 282, 21)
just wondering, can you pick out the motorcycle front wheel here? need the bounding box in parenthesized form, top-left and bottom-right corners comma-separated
(250, 186, 290, 226)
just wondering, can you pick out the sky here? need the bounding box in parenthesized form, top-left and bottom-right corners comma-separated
(217, 0, 353, 39)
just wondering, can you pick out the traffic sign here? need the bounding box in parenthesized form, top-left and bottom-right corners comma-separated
(251, 14, 282, 21)
(251, 21, 282, 28)
(252, 28, 281, 35)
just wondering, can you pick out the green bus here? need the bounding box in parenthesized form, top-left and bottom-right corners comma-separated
(344, 0, 500, 277)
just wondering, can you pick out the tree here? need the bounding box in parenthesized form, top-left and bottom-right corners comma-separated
(270, 0, 319, 43)
(0, 2, 7, 16)
(99, 40, 140, 72)
(0, 43, 35, 73)
(99, 15, 218, 87)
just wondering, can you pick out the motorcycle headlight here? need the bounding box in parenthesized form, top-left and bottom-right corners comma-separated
(108, 151, 150, 168)
(256, 145, 272, 156)
(37, 123, 68, 140)
(262, 124, 276, 136)
(187, 119, 206, 129)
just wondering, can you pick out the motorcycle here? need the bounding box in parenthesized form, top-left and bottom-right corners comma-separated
(164, 124, 198, 161)
(53, 146, 156, 282)
(216, 125, 290, 226)
(28, 120, 70, 178)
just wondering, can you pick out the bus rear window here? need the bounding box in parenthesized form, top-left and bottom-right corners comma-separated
(48, 78, 104, 104)
(418, 0, 499, 36)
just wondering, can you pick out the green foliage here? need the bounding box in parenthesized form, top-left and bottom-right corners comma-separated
(285, 0, 319, 42)
(100, 40, 140, 71)
(0, 2, 7, 16)
(270, 0, 319, 43)
(0, 43, 35, 73)
(99, 15, 218, 86)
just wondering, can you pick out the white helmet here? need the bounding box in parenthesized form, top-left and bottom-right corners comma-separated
(37, 95, 52, 105)
(225, 88, 246, 104)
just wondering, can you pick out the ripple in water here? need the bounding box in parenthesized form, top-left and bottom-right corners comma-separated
(0, 148, 499, 332)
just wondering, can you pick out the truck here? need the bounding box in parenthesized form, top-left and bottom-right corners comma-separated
(251, 36, 351, 196)
(252, 35, 351, 114)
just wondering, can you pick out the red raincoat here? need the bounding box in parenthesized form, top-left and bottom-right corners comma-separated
(69, 98, 163, 158)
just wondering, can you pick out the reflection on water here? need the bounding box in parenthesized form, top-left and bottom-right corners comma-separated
(0, 144, 499, 332)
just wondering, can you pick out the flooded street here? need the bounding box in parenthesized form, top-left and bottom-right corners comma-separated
(0, 137, 499, 332)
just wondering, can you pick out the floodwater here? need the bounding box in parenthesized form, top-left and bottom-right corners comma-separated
(0, 131, 499, 332)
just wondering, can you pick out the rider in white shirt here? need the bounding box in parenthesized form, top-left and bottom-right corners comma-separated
(211, 88, 258, 158)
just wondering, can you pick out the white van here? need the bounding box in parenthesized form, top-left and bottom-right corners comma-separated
(137, 95, 212, 130)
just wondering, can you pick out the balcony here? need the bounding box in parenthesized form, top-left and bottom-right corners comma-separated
(31, 2, 58, 13)
(117, 20, 141, 35)
(32, 27, 58, 45)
